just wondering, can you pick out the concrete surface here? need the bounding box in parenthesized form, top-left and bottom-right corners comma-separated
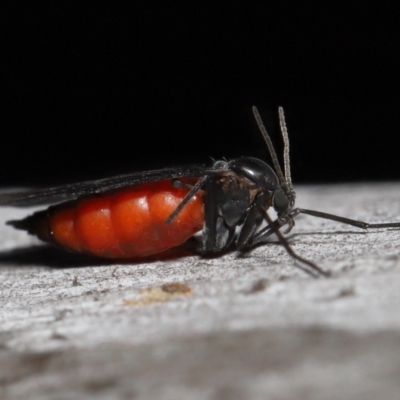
(1, 182, 400, 399)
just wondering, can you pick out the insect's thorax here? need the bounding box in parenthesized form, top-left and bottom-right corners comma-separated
(213, 157, 294, 221)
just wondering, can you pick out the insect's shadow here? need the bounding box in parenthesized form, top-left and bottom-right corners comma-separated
(0, 246, 113, 268)
(0, 229, 389, 268)
(0, 238, 205, 269)
(289, 230, 371, 238)
(235, 229, 382, 258)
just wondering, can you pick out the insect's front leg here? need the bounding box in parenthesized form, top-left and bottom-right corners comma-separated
(250, 208, 301, 245)
(297, 208, 400, 229)
(236, 203, 264, 250)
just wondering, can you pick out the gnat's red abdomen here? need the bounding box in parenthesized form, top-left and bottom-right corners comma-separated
(13, 180, 204, 258)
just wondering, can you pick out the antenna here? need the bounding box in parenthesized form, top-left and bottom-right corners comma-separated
(252, 106, 286, 185)
(278, 107, 293, 189)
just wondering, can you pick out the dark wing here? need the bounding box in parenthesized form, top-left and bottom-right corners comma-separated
(0, 165, 207, 207)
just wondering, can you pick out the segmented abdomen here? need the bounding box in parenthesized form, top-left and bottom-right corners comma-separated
(18, 180, 204, 258)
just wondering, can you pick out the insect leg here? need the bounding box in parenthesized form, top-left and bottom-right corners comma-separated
(253, 207, 400, 243)
(298, 208, 400, 229)
(201, 175, 236, 254)
(236, 203, 264, 250)
(257, 206, 330, 277)
(165, 175, 208, 224)
(250, 219, 287, 245)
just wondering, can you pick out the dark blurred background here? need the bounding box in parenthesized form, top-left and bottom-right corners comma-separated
(1, 2, 399, 187)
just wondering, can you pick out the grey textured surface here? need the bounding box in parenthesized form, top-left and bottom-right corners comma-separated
(1, 183, 400, 399)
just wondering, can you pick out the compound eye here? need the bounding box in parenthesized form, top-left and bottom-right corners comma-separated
(273, 190, 290, 214)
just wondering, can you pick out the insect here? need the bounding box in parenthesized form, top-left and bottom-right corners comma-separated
(1, 107, 399, 277)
